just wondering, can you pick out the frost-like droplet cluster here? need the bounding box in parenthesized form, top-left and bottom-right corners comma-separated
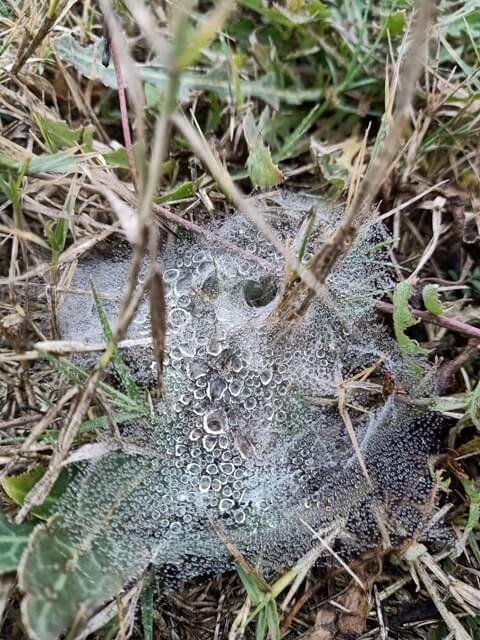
(57, 192, 444, 581)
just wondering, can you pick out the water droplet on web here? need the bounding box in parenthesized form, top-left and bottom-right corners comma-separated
(188, 361, 209, 380)
(202, 435, 217, 452)
(229, 380, 243, 397)
(220, 463, 234, 475)
(169, 308, 191, 330)
(207, 337, 224, 357)
(203, 409, 227, 434)
(163, 269, 179, 285)
(199, 476, 211, 493)
(207, 376, 227, 402)
(211, 478, 222, 492)
(219, 498, 234, 513)
(260, 368, 273, 385)
(170, 522, 182, 534)
(175, 271, 192, 295)
(233, 509, 246, 524)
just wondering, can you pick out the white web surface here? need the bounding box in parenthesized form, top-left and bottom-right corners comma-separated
(56, 193, 443, 580)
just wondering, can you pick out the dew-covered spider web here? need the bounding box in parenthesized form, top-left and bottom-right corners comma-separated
(38, 191, 446, 629)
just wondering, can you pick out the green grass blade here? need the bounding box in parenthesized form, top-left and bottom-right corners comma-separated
(91, 281, 143, 405)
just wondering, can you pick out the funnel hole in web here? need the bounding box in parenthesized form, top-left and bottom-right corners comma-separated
(243, 276, 279, 308)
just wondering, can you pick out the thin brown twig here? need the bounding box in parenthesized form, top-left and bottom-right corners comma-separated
(375, 300, 480, 340)
(110, 37, 138, 189)
(0, 413, 44, 430)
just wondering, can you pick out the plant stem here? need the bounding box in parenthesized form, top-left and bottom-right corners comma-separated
(375, 300, 480, 340)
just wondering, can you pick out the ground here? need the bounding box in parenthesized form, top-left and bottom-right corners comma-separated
(0, 1, 479, 639)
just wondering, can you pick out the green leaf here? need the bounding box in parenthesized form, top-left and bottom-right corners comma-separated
(246, 140, 284, 188)
(20, 515, 128, 640)
(422, 285, 444, 316)
(53, 34, 324, 109)
(0, 511, 35, 574)
(44, 217, 68, 253)
(316, 154, 350, 192)
(383, 11, 405, 36)
(38, 351, 143, 413)
(0, 152, 85, 175)
(140, 581, 154, 640)
(276, 102, 326, 161)
(0, 1, 14, 18)
(154, 182, 194, 204)
(266, 601, 280, 640)
(240, 0, 328, 26)
(19, 453, 154, 640)
(243, 111, 259, 148)
(102, 144, 146, 170)
(1, 465, 77, 520)
(34, 114, 93, 153)
(256, 608, 267, 640)
(236, 564, 268, 603)
(102, 147, 132, 170)
(0, 154, 22, 171)
(175, 3, 232, 70)
(91, 282, 143, 405)
(28, 152, 85, 174)
(393, 281, 427, 357)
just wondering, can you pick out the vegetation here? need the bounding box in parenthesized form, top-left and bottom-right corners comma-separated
(0, 0, 479, 638)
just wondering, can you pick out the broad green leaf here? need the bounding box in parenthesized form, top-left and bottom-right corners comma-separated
(246, 140, 284, 188)
(2, 465, 77, 520)
(28, 152, 85, 174)
(20, 516, 129, 640)
(383, 11, 405, 36)
(34, 114, 93, 153)
(422, 284, 444, 316)
(243, 111, 259, 148)
(393, 281, 427, 357)
(102, 147, 132, 170)
(53, 34, 324, 109)
(19, 453, 153, 640)
(0, 511, 35, 574)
